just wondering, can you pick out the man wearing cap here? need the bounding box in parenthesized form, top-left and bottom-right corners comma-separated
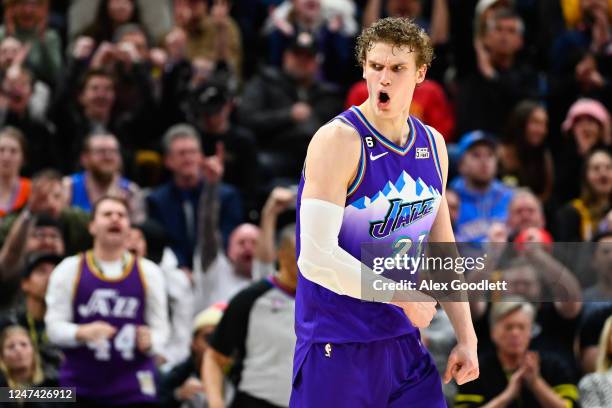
(454, 297, 579, 408)
(238, 31, 342, 183)
(450, 131, 514, 243)
(188, 74, 258, 214)
(158, 303, 227, 408)
(0, 251, 63, 376)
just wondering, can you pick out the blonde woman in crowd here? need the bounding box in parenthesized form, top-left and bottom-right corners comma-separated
(0, 325, 54, 396)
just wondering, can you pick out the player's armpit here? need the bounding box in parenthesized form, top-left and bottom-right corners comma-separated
(301, 120, 362, 207)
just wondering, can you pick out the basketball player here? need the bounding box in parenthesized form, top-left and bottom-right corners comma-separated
(45, 196, 169, 407)
(291, 18, 479, 407)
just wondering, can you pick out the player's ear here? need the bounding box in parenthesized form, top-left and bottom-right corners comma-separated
(416, 64, 427, 84)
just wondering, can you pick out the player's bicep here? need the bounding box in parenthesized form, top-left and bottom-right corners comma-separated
(302, 123, 361, 206)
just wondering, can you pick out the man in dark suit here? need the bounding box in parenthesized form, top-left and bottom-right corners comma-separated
(147, 124, 242, 270)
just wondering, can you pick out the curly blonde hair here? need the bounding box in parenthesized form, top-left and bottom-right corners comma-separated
(355, 17, 434, 68)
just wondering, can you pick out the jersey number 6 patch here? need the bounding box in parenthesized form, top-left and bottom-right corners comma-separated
(365, 136, 376, 148)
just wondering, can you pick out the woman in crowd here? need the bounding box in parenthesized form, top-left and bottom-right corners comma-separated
(0, 127, 29, 218)
(499, 100, 554, 203)
(555, 98, 611, 204)
(579, 315, 612, 408)
(0, 325, 52, 390)
(556, 147, 612, 241)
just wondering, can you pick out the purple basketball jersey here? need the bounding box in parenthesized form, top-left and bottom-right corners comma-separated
(294, 106, 444, 349)
(59, 251, 157, 404)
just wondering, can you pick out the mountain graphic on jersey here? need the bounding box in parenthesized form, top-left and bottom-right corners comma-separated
(340, 171, 441, 252)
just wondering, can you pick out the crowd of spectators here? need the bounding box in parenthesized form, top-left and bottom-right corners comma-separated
(0, 0, 610, 407)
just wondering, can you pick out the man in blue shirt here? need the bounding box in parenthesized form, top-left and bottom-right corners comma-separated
(450, 131, 514, 243)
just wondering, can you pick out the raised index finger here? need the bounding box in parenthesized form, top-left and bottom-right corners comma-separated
(215, 142, 225, 162)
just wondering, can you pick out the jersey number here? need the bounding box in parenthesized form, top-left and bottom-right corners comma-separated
(393, 233, 427, 257)
(87, 324, 136, 361)
(365, 136, 375, 148)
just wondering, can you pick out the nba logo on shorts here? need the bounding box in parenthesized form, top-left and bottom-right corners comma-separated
(415, 147, 429, 159)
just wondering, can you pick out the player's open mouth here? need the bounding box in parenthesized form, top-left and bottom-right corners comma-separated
(378, 91, 390, 108)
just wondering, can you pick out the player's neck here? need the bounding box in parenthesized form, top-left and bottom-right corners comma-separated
(360, 103, 411, 146)
(93, 243, 125, 262)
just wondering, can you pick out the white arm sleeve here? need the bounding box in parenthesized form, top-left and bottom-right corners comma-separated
(140, 259, 170, 355)
(45, 256, 81, 347)
(298, 198, 395, 302)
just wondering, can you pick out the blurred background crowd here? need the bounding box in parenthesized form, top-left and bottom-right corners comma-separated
(0, 0, 610, 407)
